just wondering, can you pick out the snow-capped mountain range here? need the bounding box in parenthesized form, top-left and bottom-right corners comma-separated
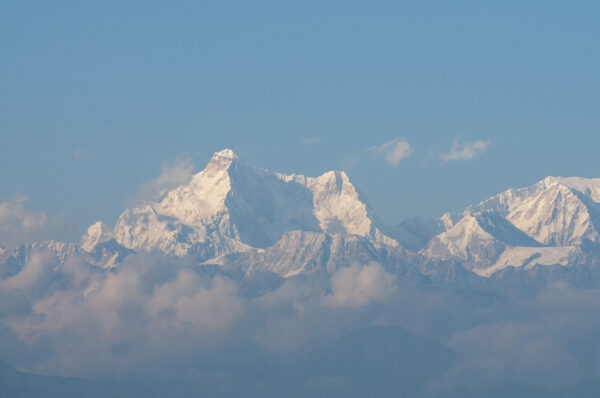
(5, 149, 600, 283)
(422, 176, 600, 276)
(111, 149, 397, 258)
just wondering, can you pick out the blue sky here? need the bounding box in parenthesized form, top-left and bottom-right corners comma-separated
(2, 1, 600, 237)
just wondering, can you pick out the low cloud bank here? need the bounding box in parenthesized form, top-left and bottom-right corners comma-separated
(0, 196, 70, 249)
(1, 248, 600, 396)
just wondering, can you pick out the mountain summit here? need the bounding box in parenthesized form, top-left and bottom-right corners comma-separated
(422, 176, 600, 276)
(470, 176, 600, 246)
(109, 149, 399, 263)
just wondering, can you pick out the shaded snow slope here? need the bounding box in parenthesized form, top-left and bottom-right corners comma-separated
(422, 211, 541, 270)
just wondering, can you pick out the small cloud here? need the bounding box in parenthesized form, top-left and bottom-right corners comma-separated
(377, 138, 413, 166)
(440, 139, 490, 162)
(74, 147, 95, 161)
(302, 137, 320, 145)
(343, 138, 413, 170)
(365, 138, 413, 167)
(136, 156, 195, 201)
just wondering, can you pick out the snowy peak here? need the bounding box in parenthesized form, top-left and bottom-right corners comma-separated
(542, 176, 600, 202)
(212, 148, 238, 160)
(471, 176, 600, 246)
(80, 221, 113, 252)
(205, 148, 239, 172)
(469, 211, 542, 247)
(312, 171, 371, 236)
(422, 211, 539, 269)
(507, 181, 598, 246)
(110, 149, 400, 258)
(419, 176, 600, 276)
(280, 170, 398, 246)
(295, 170, 370, 236)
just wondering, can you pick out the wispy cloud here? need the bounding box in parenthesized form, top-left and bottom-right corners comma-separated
(440, 139, 490, 162)
(344, 138, 413, 169)
(302, 137, 320, 146)
(136, 156, 195, 201)
(366, 138, 413, 167)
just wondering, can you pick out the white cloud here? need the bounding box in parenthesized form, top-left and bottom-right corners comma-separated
(2, 250, 56, 293)
(136, 157, 195, 201)
(147, 269, 243, 333)
(373, 138, 413, 167)
(0, 196, 69, 248)
(349, 137, 413, 169)
(324, 263, 397, 309)
(434, 283, 600, 391)
(1, 255, 246, 376)
(440, 139, 490, 161)
(3, 244, 600, 395)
